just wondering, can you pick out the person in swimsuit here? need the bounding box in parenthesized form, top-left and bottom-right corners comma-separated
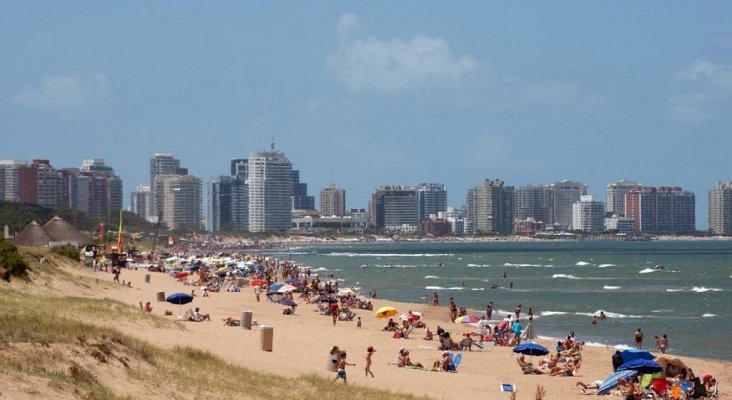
(634, 328, 644, 349)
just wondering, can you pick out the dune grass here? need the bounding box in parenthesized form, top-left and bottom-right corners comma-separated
(0, 250, 434, 400)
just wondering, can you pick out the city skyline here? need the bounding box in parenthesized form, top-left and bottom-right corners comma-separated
(2, 3, 732, 230)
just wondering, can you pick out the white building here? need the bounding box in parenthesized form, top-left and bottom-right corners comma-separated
(572, 195, 605, 232)
(247, 144, 293, 232)
(709, 182, 732, 235)
(549, 180, 587, 229)
(606, 180, 642, 217)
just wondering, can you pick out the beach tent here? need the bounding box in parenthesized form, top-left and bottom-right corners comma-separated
(620, 349, 655, 362)
(618, 359, 663, 374)
(521, 321, 537, 341)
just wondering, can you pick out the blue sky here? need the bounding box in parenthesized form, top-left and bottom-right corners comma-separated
(2, 2, 732, 229)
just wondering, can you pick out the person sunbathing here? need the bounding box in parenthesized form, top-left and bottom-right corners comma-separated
(431, 351, 453, 372)
(576, 380, 602, 395)
(540, 352, 560, 368)
(190, 307, 211, 322)
(222, 317, 240, 326)
(398, 350, 424, 369)
(423, 327, 434, 341)
(549, 360, 581, 377)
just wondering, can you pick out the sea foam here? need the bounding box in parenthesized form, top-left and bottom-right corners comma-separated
(603, 286, 621, 290)
(576, 261, 591, 266)
(552, 274, 581, 280)
(639, 268, 656, 274)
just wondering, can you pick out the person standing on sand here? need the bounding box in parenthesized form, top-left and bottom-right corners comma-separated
(334, 351, 355, 384)
(432, 291, 439, 306)
(634, 328, 644, 349)
(253, 284, 261, 302)
(486, 301, 493, 320)
(364, 346, 375, 377)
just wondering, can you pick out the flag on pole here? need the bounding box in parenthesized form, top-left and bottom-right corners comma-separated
(116, 210, 123, 253)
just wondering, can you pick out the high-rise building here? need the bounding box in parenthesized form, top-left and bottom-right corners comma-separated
(572, 195, 606, 232)
(149, 153, 183, 217)
(548, 180, 587, 229)
(80, 159, 123, 219)
(61, 168, 90, 213)
(292, 170, 315, 211)
(465, 178, 514, 234)
(207, 176, 233, 233)
(417, 183, 448, 221)
(154, 174, 201, 231)
(606, 180, 642, 217)
(320, 183, 346, 217)
(514, 185, 550, 223)
(369, 186, 419, 232)
(0, 160, 26, 201)
(625, 187, 695, 233)
(230, 159, 248, 177)
(131, 184, 152, 220)
(247, 144, 293, 232)
(709, 182, 732, 235)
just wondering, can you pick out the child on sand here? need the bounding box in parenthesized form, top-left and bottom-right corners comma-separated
(334, 351, 355, 384)
(364, 346, 375, 377)
(357, 316, 362, 329)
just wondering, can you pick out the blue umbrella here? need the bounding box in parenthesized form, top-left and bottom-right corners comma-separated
(166, 292, 193, 304)
(280, 299, 297, 307)
(620, 349, 655, 362)
(512, 342, 549, 356)
(166, 292, 194, 317)
(597, 369, 638, 395)
(618, 359, 663, 374)
(269, 282, 285, 292)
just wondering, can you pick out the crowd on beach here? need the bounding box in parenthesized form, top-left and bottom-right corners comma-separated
(83, 248, 721, 399)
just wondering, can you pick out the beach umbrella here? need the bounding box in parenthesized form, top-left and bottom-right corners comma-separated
(398, 311, 423, 321)
(185, 264, 200, 271)
(285, 278, 301, 284)
(280, 299, 297, 307)
(512, 342, 549, 356)
(618, 359, 663, 374)
(277, 284, 298, 293)
(454, 315, 479, 324)
(269, 282, 285, 291)
(374, 306, 398, 319)
(249, 279, 266, 287)
(521, 322, 537, 341)
(166, 292, 194, 317)
(336, 288, 357, 297)
(175, 271, 190, 279)
(316, 296, 338, 303)
(597, 369, 639, 395)
(654, 355, 687, 371)
(620, 349, 655, 362)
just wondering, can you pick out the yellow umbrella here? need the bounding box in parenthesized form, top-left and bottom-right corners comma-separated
(374, 306, 398, 318)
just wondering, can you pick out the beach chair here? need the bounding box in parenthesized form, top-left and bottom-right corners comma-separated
(446, 352, 462, 372)
(669, 384, 683, 399)
(500, 383, 515, 393)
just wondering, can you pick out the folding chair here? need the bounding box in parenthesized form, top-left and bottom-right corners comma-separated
(500, 383, 516, 393)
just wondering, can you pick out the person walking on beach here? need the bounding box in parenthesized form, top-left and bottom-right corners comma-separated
(432, 291, 439, 306)
(253, 284, 261, 302)
(486, 301, 493, 320)
(364, 346, 375, 378)
(334, 351, 355, 384)
(634, 328, 644, 349)
(658, 334, 668, 354)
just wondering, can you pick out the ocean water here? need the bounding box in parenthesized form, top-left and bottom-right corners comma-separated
(266, 240, 732, 361)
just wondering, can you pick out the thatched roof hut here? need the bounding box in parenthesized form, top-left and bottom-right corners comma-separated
(42, 216, 88, 246)
(12, 221, 52, 247)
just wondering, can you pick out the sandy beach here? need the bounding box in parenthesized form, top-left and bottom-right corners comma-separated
(67, 265, 730, 400)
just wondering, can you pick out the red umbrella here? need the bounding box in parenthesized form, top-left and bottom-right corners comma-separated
(250, 279, 266, 287)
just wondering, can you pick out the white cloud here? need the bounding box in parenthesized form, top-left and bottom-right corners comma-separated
(11, 72, 112, 112)
(667, 59, 732, 122)
(326, 13, 477, 93)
